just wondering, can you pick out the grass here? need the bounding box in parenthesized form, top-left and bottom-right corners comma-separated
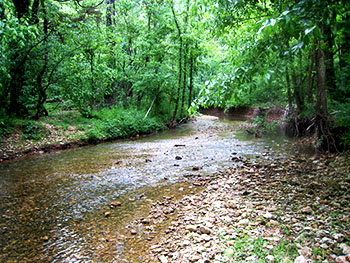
(221, 230, 298, 262)
(0, 105, 169, 159)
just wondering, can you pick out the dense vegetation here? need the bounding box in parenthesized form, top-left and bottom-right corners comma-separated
(0, 0, 349, 150)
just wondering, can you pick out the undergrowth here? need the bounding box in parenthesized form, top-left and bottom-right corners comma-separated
(82, 107, 166, 141)
(0, 106, 167, 143)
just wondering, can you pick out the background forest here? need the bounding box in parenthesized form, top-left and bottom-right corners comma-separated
(0, 0, 349, 150)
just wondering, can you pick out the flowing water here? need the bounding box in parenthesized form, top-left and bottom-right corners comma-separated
(0, 115, 302, 262)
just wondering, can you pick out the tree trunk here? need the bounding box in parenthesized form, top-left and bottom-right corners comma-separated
(8, 65, 25, 116)
(106, 0, 115, 27)
(170, 1, 183, 122)
(179, 0, 190, 118)
(35, 1, 49, 119)
(285, 66, 293, 113)
(180, 43, 188, 118)
(292, 69, 304, 114)
(315, 46, 331, 151)
(187, 51, 194, 111)
(307, 49, 316, 104)
(324, 21, 337, 100)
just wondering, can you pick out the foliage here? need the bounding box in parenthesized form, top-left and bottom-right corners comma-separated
(189, 0, 350, 150)
(21, 120, 45, 140)
(86, 107, 166, 141)
(0, 110, 12, 137)
(0, 0, 202, 123)
(0, 0, 349, 150)
(331, 102, 350, 150)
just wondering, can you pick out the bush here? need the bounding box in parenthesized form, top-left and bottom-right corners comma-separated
(22, 120, 45, 140)
(84, 107, 166, 141)
(0, 112, 12, 137)
(332, 101, 350, 150)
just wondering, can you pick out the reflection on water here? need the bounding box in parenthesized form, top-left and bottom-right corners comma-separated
(0, 116, 300, 262)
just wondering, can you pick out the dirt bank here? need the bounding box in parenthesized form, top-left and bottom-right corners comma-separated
(200, 106, 287, 122)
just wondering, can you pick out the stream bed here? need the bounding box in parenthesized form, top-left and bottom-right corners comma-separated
(0, 115, 301, 262)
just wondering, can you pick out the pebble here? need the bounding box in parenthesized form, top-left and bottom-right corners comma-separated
(145, 156, 349, 263)
(299, 246, 312, 257)
(199, 226, 211, 235)
(266, 255, 275, 262)
(237, 219, 249, 225)
(183, 240, 191, 246)
(294, 255, 307, 263)
(336, 256, 349, 263)
(340, 243, 350, 255)
(189, 255, 201, 262)
(246, 255, 257, 261)
(301, 207, 313, 214)
(263, 212, 273, 219)
(320, 243, 328, 249)
(186, 225, 197, 232)
(109, 201, 121, 208)
(158, 255, 168, 263)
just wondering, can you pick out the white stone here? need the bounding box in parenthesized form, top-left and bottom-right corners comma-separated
(266, 255, 275, 262)
(294, 255, 307, 263)
(263, 212, 273, 219)
(158, 255, 168, 263)
(340, 243, 350, 255)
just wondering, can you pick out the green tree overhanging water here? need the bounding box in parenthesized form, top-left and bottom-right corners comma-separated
(0, 0, 349, 150)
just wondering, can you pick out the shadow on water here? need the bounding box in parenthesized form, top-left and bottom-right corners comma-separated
(0, 115, 310, 262)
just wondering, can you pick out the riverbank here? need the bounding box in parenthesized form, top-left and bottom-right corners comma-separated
(0, 106, 285, 162)
(0, 107, 168, 162)
(141, 152, 350, 263)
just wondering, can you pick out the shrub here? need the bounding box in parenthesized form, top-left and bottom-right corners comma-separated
(22, 120, 45, 140)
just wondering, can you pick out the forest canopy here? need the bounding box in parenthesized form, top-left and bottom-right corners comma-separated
(0, 0, 349, 150)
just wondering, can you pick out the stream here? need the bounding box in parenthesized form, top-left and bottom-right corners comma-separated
(0, 115, 302, 262)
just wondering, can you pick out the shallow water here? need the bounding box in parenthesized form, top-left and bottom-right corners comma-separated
(0, 116, 300, 262)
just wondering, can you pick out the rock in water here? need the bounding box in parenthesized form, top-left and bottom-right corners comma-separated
(109, 201, 121, 208)
(192, 166, 200, 171)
